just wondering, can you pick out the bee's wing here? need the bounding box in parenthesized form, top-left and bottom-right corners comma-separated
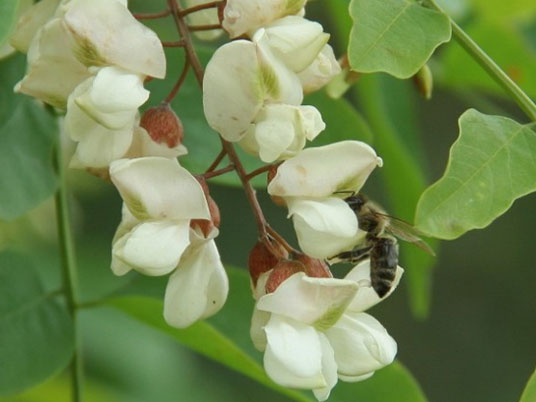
(377, 213, 436, 256)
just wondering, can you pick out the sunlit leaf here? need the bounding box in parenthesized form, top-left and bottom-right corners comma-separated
(0, 251, 74, 396)
(0, 55, 58, 221)
(520, 366, 536, 402)
(348, 0, 451, 78)
(416, 109, 536, 240)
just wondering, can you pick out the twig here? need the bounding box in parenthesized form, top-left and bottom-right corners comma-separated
(133, 10, 171, 19)
(205, 149, 228, 173)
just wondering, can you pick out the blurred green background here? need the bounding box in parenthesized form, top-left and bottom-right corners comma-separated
(2, 0, 536, 401)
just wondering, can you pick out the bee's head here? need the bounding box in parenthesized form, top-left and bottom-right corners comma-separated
(344, 193, 367, 212)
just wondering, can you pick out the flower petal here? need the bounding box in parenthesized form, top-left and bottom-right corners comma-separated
(164, 239, 228, 328)
(268, 140, 382, 198)
(313, 333, 338, 402)
(9, 0, 58, 53)
(64, 0, 166, 78)
(127, 126, 188, 159)
(287, 197, 361, 259)
(325, 312, 397, 378)
(110, 204, 140, 276)
(345, 260, 404, 312)
(250, 306, 270, 351)
(257, 272, 358, 327)
(299, 44, 341, 94)
(110, 157, 210, 221)
(113, 220, 191, 276)
(264, 314, 326, 389)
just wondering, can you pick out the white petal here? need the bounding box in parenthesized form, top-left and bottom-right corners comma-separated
(203, 40, 263, 142)
(346, 260, 404, 312)
(297, 105, 325, 141)
(127, 126, 188, 159)
(15, 18, 90, 109)
(268, 141, 382, 198)
(313, 334, 338, 402)
(338, 372, 374, 383)
(299, 44, 341, 94)
(254, 109, 297, 163)
(110, 157, 210, 221)
(113, 221, 191, 276)
(250, 306, 270, 351)
(64, 0, 166, 78)
(325, 312, 397, 378)
(257, 272, 358, 327)
(110, 204, 140, 276)
(9, 0, 58, 53)
(222, 0, 306, 38)
(264, 314, 326, 389)
(164, 239, 228, 328)
(262, 16, 329, 73)
(287, 198, 360, 259)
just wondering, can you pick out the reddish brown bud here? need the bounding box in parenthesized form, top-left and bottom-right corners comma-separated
(140, 104, 184, 148)
(267, 165, 286, 207)
(248, 240, 289, 286)
(265, 260, 304, 294)
(296, 254, 332, 278)
(191, 177, 221, 237)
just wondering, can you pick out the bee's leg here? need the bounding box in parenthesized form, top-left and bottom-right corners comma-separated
(335, 246, 372, 263)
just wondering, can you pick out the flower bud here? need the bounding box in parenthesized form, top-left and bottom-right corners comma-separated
(248, 239, 288, 285)
(265, 260, 303, 294)
(191, 176, 221, 237)
(295, 254, 332, 278)
(267, 165, 286, 207)
(140, 104, 184, 148)
(412, 64, 433, 100)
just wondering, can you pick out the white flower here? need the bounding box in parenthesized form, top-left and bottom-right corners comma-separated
(251, 261, 402, 401)
(267, 141, 383, 258)
(1, 0, 37, 58)
(65, 66, 149, 169)
(299, 44, 341, 94)
(110, 157, 228, 328)
(15, 0, 165, 108)
(255, 16, 329, 74)
(222, 0, 307, 38)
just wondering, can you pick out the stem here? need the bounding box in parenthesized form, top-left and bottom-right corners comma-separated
(246, 163, 279, 181)
(187, 23, 222, 31)
(266, 226, 296, 253)
(133, 9, 171, 19)
(425, 0, 536, 122)
(53, 141, 82, 402)
(205, 149, 227, 173)
(164, 60, 191, 104)
(162, 40, 186, 47)
(203, 164, 235, 179)
(179, 1, 223, 17)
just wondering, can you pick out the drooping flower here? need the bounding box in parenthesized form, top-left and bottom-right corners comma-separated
(251, 260, 402, 401)
(109, 157, 228, 328)
(222, 0, 307, 38)
(267, 141, 383, 259)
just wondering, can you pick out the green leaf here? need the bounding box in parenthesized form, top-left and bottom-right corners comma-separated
(348, 0, 452, 78)
(0, 55, 59, 221)
(416, 109, 536, 240)
(520, 366, 536, 402)
(305, 91, 374, 145)
(331, 361, 428, 402)
(440, 22, 536, 98)
(0, 251, 74, 396)
(471, 0, 536, 22)
(0, 0, 18, 49)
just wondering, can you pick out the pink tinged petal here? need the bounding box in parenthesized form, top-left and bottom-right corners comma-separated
(203, 40, 264, 142)
(313, 334, 338, 402)
(110, 157, 210, 221)
(64, 0, 166, 78)
(256, 272, 358, 327)
(15, 18, 91, 109)
(325, 312, 397, 378)
(262, 16, 329, 73)
(299, 44, 341, 94)
(287, 198, 360, 259)
(268, 140, 383, 198)
(264, 315, 326, 389)
(113, 221, 191, 277)
(345, 260, 404, 312)
(164, 239, 229, 328)
(250, 306, 270, 351)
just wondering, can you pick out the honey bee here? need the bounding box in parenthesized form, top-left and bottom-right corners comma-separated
(334, 193, 435, 297)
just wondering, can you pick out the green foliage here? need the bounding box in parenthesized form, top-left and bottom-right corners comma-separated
(0, 0, 18, 49)
(441, 22, 536, 98)
(0, 251, 74, 396)
(416, 109, 536, 239)
(0, 55, 58, 221)
(471, 0, 536, 22)
(110, 266, 427, 402)
(520, 366, 536, 402)
(348, 0, 451, 78)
